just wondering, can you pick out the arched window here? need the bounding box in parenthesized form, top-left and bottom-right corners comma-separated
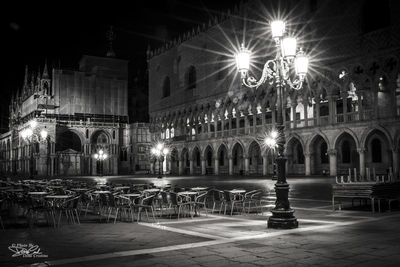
(321, 142, 328, 164)
(342, 140, 351, 163)
(162, 77, 170, 98)
(185, 66, 196, 90)
(371, 138, 382, 163)
(170, 128, 175, 138)
(166, 128, 170, 139)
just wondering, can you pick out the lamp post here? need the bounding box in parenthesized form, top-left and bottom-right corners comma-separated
(151, 143, 169, 178)
(235, 20, 309, 229)
(94, 149, 108, 177)
(264, 130, 279, 180)
(20, 119, 49, 178)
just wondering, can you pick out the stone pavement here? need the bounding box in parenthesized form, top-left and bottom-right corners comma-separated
(1, 198, 400, 267)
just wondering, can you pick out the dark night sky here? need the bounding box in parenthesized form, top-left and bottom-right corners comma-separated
(1, 0, 242, 131)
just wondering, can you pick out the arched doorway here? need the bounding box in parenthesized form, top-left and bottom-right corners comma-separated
(287, 137, 305, 175)
(364, 129, 392, 176)
(170, 149, 179, 175)
(335, 132, 359, 175)
(204, 145, 214, 175)
(232, 142, 244, 175)
(217, 144, 228, 175)
(248, 141, 262, 175)
(310, 135, 329, 175)
(192, 147, 201, 175)
(55, 130, 83, 176)
(90, 130, 111, 176)
(181, 148, 189, 175)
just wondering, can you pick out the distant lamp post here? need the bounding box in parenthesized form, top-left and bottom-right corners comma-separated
(235, 19, 309, 229)
(20, 119, 49, 178)
(151, 142, 169, 178)
(94, 149, 108, 177)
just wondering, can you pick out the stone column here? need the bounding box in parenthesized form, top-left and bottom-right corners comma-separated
(178, 159, 184, 175)
(262, 155, 268, 176)
(214, 158, 219, 175)
(228, 156, 233, 176)
(358, 148, 366, 179)
(150, 162, 154, 175)
(328, 149, 337, 177)
(342, 93, 348, 122)
(214, 118, 218, 138)
(305, 152, 311, 176)
(201, 158, 206, 175)
(392, 149, 399, 180)
(189, 159, 194, 175)
(328, 95, 336, 124)
(244, 156, 249, 175)
(304, 103, 308, 127)
(315, 101, 321, 126)
(357, 92, 363, 120)
(291, 103, 297, 129)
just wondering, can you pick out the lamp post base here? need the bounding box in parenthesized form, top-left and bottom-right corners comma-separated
(268, 214, 298, 229)
(268, 157, 298, 229)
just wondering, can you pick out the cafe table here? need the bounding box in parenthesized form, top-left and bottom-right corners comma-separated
(93, 191, 111, 194)
(142, 188, 160, 195)
(191, 187, 208, 192)
(229, 189, 246, 194)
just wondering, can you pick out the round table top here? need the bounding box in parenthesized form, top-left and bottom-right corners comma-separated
(121, 193, 141, 198)
(28, 192, 48, 195)
(71, 188, 89, 191)
(191, 187, 208, 191)
(45, 195, 70, 199)
(93, 191, 111, 194)
(178, 191, 198, 195)
(143, 189, 160, 193)
(114, 186, 130, 190)
(229, 189, 246, 194)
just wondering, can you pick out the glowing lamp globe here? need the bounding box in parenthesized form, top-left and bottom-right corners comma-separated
(281, 37, 297, 58)
(162, 148, 169, 155)
(295, 49, 309, 79)
(156, 143, 164, 151)
(236, 44, 251, 74)
(271, 20, 285, 38)
(40, 129, 48, 140)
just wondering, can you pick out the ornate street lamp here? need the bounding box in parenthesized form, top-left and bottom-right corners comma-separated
(151, 142, 169, 178)
(94, 149, 108, 177)
(236, 20, 309, 229)
(20, 119, 49, 178)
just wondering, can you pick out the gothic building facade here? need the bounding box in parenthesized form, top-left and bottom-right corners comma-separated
(148, 0, 400, 178)
(0, 54, 151, 177)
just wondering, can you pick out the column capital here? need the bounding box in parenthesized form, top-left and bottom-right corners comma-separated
(327, 149, 337, 156)
(357, 148, 366, 154)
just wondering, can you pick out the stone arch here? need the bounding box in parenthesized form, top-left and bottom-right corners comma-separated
(232, 142, 244, 175)
(307, 131, 330, 153)
(362, 128, 393, 175)
(332, 128, 360, 151)
(248, 141, 262, 175)
(308, 134, 330, 175)
(217, 143, 229, 174)
(170, 148, 179, 175)
(180, 147, 190, 175)
(360, 126, 393, 150)
(192, 146, 202, 174)
(334, 131, 360, 175)
(203, 145, 214, 174)
(56, 129, 83, 152)
(286, 136, 305, 175)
